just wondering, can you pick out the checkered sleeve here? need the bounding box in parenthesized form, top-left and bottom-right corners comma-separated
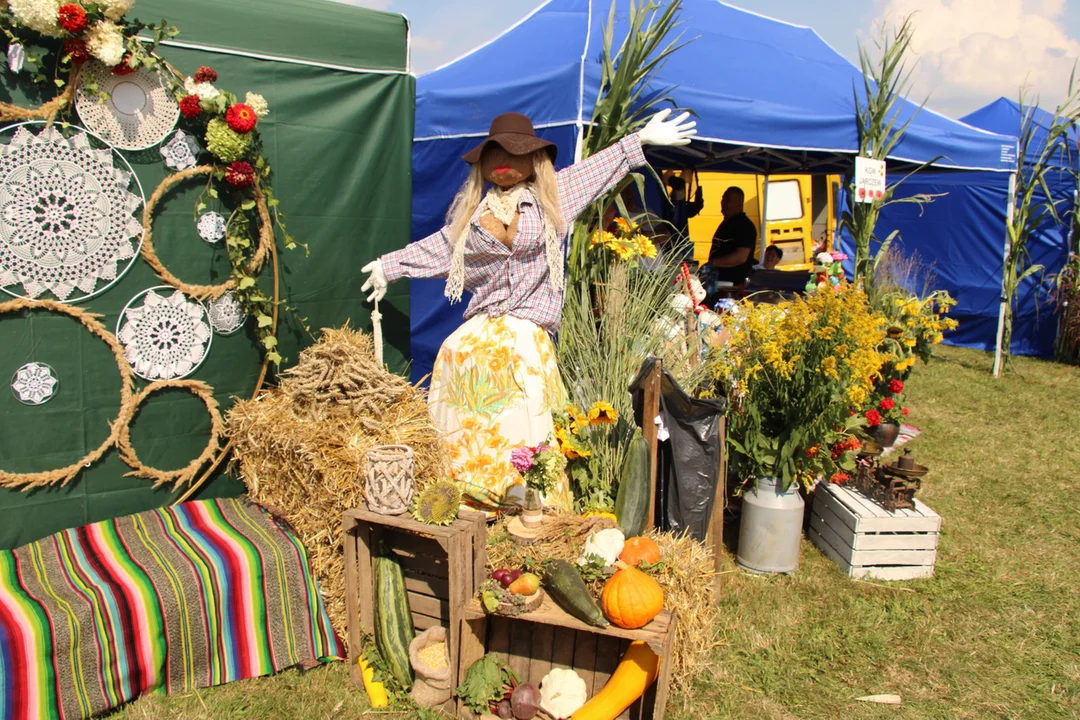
(556, 133, 648, 222)
(380, 227, 453, 282)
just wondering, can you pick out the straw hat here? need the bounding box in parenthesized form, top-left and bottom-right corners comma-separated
(461, 112, 557, 164)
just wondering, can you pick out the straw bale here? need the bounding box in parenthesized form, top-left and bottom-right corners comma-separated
(227, 326, 447, 643)
(485, 515, 720, 694)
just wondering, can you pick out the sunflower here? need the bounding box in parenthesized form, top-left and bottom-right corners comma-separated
(587, 400, 618, 425)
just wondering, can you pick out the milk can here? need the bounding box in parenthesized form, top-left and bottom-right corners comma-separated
(736, 476, 804, 574)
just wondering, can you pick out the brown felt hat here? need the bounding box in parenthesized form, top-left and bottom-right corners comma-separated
(461, 112, 557, 164)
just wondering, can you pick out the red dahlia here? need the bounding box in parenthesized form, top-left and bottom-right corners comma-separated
(879, 397, 896, 411)
(888, 379, 904, 394)
(58, 3, 87, 33)
(225, 161, 255, 188)
(64, 38, 89, 64)
(179, 95, 202, 118)
(865, 409, 882, 426)
(193, 66, 217, 83)
(112, 56, 136, 75)
(225, 103, 257, 133)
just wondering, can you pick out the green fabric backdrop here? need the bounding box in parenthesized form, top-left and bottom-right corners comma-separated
(0, 0, 414, 549)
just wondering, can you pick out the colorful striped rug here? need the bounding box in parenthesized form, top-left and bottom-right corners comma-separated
(0, 498, 344, 720)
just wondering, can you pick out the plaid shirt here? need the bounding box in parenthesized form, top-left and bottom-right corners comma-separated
(382, 134, 647, 333)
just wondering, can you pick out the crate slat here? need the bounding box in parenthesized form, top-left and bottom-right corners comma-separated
(817, 483, 941, 533)
(811, 503, 937, 550)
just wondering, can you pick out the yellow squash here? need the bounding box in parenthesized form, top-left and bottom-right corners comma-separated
(570, 641, 660, 720)
(357, 656, 389, 709)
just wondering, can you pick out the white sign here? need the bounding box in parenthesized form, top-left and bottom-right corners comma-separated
(854, 156, 887, 203)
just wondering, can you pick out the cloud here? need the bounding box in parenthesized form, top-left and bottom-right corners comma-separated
(411, 35, 445, 53)
(326, 0, 393, 10)
(876, 0, 1080, 116)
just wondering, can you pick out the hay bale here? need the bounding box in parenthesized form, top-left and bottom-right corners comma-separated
(228, 327, 447, 643)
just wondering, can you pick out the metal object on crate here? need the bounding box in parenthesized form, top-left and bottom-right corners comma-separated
(364, 444, 415, 515)
(852, 446, 928, 512)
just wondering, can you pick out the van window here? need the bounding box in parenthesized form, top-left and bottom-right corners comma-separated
(764, 180, 804, 221)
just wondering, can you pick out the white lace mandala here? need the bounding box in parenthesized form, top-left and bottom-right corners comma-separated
(197, 211, 226, 244)
(0, 122, 144, 302)
(75, 61, 180, 152)
(205, 291, 247, 336)
(11, 362, 58, 405)
(160, 130, 201, 171)
(118, 287, 213, 381)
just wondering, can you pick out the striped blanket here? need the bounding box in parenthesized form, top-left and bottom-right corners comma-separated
(0, 498, 343, 720)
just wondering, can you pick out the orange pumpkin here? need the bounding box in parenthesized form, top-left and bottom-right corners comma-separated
(619, 537, 661, 566)
(601, 561, 664, 629)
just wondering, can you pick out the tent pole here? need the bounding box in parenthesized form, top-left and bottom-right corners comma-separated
(759, 169, 770, 261)
(992, 171, 1018, 377)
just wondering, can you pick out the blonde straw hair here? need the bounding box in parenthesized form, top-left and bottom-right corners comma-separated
(444, 152, 567, 304)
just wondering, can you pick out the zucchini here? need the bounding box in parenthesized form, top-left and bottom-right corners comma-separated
(614, 431, 651, 538)
(374, 554, 415, 689)
(543, 559, 608, 627)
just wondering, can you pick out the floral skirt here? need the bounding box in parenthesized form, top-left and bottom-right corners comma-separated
(429, 313, 573, 512)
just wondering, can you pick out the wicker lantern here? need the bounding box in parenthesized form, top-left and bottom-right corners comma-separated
(364, 444, 415, 515)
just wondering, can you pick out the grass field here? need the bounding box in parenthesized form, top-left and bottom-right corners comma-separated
(116, 345, 1080, 719)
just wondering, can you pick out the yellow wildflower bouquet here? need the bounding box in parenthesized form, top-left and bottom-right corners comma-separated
(707, 284, 888, 490)
(876, 289, 958, 376)
(589, 217, 658, 265)
(552, 401, 618, 511)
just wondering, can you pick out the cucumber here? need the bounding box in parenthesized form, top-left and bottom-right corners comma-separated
(614, 431, 651, 538)
(543, 559, 608, 627)
(374, 554, 414, 689)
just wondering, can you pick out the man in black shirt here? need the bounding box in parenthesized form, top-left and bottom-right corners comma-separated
(706, 186, 758, 284)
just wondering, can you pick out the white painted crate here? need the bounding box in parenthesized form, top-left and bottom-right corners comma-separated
(809, 481, 941, 581)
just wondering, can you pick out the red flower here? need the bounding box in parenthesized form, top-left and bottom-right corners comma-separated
(193, 66, 217, 84)
(829, 472, 850, 485)
(225, 103, 257, 133)
(844, 436, 862, 451)
(225, 161, 255, 188)
(879, 397, 896, 411)
(865, 409, 882, 426)
(889, 379, 904, 394)
(901, 407, 909, 416)
(111, 56, 136, 76)
(64, 38, 89, 64)
(805, 445, 821, 458)
(57, 3, 87, 33)
(179, 95, 202, 119)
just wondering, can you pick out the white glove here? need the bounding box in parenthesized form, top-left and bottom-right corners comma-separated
(360, 259, 387, 303)
(638, 108, 697, 147)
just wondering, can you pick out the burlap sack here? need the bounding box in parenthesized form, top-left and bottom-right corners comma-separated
(409, 626, 452, 707)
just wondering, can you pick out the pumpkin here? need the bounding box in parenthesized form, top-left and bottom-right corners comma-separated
(600, 560, 664, 629)
(570, 641, 660, 720)
(619, 536, 661, 566)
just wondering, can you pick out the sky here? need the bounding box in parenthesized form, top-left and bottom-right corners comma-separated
(330, 0, 1080, 119)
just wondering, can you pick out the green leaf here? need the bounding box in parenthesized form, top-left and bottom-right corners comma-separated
(262, 335, 277, 349)
(257, 314, 272, 328)
(266, 351, 282, 365)
(241, 200, 256, 211)
(238, 276, 256, 289)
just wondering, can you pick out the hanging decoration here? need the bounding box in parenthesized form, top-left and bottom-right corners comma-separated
(11, 361, 59, 405)
(7, 44, 25, 74)
(0, 122, 144, 302)
(159, 129, 201, 170)
(205, 290, 246, 335)
(74, 60, 179, 151)
(118, 286, 212, 381)
(197, 211, 226, 244)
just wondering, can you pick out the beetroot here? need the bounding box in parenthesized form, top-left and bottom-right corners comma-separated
(495, 698, 513, 718)
(510, 682, 541, 719)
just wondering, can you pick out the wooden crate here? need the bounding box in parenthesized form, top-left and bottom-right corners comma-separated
(809, 481, 941, 581)
(342, 507, 487, 707)
(457, 596, 677, 720)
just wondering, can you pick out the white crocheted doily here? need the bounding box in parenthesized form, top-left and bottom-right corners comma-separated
(197, 211, 226, 244)
(159, 129, 201, 171)
(118, 287, 212, 380)
(75, 62, 180, 152)
(0, 123, 144, 302)
(11, 362, 58, 405)
(205, 290, 247, 335)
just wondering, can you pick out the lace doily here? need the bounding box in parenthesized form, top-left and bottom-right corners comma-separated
(118, 287, 212, 380)
(0, 123, 144, 302)
(205, 291, 246, 335)
(11, 362, 58, 405)
(160, 130, 201, 171)
(75, 62, 180, 152)
(197, 211, 226, 244)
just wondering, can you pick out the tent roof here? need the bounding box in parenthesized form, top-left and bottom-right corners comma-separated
(962, 97, 1079, 169)
(136, 0, 410, 73)
(416, 0, 1017, 174)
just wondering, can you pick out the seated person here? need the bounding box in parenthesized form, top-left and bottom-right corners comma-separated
(753, 244, 783, 271)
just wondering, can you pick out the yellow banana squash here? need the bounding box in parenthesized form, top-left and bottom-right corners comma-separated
(571, 641, 660, 720)
(357, 656, 389, 709)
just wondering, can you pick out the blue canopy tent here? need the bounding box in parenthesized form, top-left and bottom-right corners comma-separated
(871, 98, 1077, 361)
(406, 0, 1018, 383)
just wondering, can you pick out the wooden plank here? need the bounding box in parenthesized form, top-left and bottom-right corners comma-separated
(383, 528, 445, 557)
(457, 616, 487, 700)
(414, 614, 441, 631)
(391, 549, 449, 577)
(652, 611, 677, 720)
(830, 483, 890, 518)
(816, 485, 941, 533)
(507, 620, 533, 685)
(812, 504, 938, 551)
(408, 591, 449, 620)
(550, 626, 576, 671)
(813, 484, 860, 534)
(849, 547, 937, 567)
(489, 615, 512, 659)
(808, 526, 855, 577)
(528, 623, 555, 690)
(853, 564, 935, 581)
(342, 520, 363, 685)
(344, 507, 459, 538)
(354, 524, 376, 635)
(809, 510, 860, 562)
(403, 571, 450, 598)
(706, 415, 727, 581)
(460, 510, 488, 596)
(572, 630, 599, 697)
(642, 361, 661, 532)
(463, 597, 671, 648)
(447, 530, 467, 702)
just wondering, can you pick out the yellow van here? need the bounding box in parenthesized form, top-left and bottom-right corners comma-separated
(665, 171, 841, 272)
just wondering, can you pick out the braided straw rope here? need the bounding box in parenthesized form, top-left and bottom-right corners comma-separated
(0, 66, 78, 124)
(0, 298, 135, 488)
(116, 379, 226, 488)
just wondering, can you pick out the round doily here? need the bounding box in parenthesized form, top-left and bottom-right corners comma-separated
(0, 122, 145, 302)
(118, 286, 212, 381)
(159, 130, 201, 171)
(197, 211, 226, 244)
(74, 61, 180, 152)
(11, 361, 58, 405)
(205, 291, 247, 335)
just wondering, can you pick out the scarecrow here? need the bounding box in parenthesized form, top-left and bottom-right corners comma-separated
(362, 110, 695, 512)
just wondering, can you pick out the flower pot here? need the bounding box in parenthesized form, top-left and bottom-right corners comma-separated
(868, 422, 901, 448)
(521, 487, 544, 528)
(736, 476, 804, 574)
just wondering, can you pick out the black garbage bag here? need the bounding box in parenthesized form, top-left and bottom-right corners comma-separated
(629, 357, 726, 542)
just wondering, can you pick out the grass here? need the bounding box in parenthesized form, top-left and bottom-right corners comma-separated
(114, 345, 1080, 719)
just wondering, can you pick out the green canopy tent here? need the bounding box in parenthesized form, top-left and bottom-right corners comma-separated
(0, 0, 414, 548)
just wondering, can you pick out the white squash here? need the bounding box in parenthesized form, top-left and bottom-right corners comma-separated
(540, 667, 588, 718)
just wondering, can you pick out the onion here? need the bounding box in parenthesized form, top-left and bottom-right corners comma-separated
(510, 682, 541, 719)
